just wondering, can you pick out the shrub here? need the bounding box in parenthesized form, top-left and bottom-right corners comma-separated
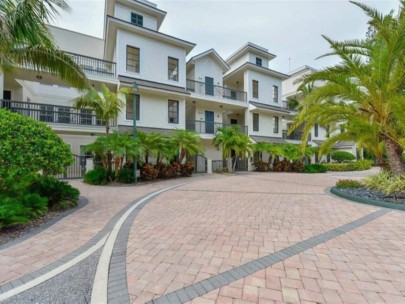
(385, 175, 405, 196)
(170, 162, 181, 177)
(84, 168, 108, 185)
(117, 168, 135, 184)
(325, 160, 372, 172)
(0, 200, 31, 229)
(331, 151, 356, 163)
(141, 163, 159, 181)
(336, 179, 362, 188)
(180, 161, 194, 177)
(304, 164, 328, 173)
(254, 161, 269, 172)
(0, 109, 73, 194)
(0, 194, 48, 229)
(30, 176, 80, 209)
(293, 161, 304, 173)
(363, 171, 394, 192)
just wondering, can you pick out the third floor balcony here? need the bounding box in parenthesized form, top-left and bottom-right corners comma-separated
(67, 52, 116, 78)
(186, 79, 247, 102)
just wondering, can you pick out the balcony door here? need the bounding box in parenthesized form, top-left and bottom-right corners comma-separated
(205, 77, 214, 96)
(205, 111, 215, 134)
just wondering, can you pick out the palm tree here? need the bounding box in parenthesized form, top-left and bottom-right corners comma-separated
(171, 129, 202, 164)
(73, 84, 132, 134)
(253, 142, 271, 162)
(213, 126, 252, 172)
(0, 0, 89, 89)
(290, 1, 405, 175)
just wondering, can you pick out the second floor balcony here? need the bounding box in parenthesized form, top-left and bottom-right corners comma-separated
(186, 120, 248, 135)
(67, 52, 116, 78)
(282, 130, 311, 141)
(186, 79, 247, 102)
(0, 99, 116, 128)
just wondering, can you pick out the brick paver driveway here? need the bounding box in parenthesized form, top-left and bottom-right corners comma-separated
(0, 169, 404, 304)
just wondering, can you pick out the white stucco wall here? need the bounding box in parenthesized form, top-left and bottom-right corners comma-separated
(118, 91, 186, 130)
(58, 134, 98, 155)
(248, 112, 282, 138)
(49, 26, 104, 59)
(248, 53, 269, 68)
(227, 53, 249, 72)
(193, 56, 224, 86)
(247, 70, 282, 105)
(116, 29, 187, 87)
(114, 3, 158, 31)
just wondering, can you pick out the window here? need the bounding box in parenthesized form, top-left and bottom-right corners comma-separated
(273, 85, 279, 103)
(252, 80, 259, 98)
(80, 109, 93, 125)
(273, 116, 279, 133)
(256, 57, 262, 66)
(131, 12, 143, 26)
(168, 100, 179, 124)
(3, 90, 11, 100)
(126, 46, 140, 73)
(168, 57, 179, 81)
(230, 90, 237, 100)
(253, 113, 259, 131)
(58, 107, 71, 123)
(39, 105, 54, 122)
(126, 94, 140, 120)
(314, 123, 319, 137)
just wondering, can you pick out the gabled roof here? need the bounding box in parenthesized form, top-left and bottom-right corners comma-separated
(224, 62, 289, 80)
(187, 49, 230, 71)
(289, 65, 317, 77)
(226, 42, 276, 65)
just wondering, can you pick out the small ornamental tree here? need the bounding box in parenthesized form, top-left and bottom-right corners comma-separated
(0, 109, 73, 193)
(331, 151, 356, 163)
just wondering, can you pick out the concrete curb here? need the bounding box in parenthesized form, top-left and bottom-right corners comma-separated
(330, 187, 405, 211)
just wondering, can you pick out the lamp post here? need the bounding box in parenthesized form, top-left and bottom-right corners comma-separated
(132, 82, 138, 184)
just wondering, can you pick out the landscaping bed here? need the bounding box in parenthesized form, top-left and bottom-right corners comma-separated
(335, 187, 405, 205)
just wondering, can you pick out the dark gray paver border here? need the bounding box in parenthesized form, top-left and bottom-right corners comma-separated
(148, 208, 391, 304)
(0, 196, 89, 251)
(107, 184, 190, 304)
(331, 187, 405, 211)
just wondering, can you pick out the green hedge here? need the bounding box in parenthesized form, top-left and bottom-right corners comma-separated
(336, 179, 362, 188)
(325, 159, 372, 172)
(304, 164, 328, 173)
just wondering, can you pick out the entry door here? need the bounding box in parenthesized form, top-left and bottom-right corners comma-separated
(205, 111, 215, 134)
(230, 119, 237, 125)
(205, 77, 214, 96)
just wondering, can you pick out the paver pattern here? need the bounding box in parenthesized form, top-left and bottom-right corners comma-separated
(124, 170, 405, 303)
(1, 168, 405, 304)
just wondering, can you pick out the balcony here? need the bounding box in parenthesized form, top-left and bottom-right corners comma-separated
(0, 99, 116, 128)
(282, 130, 311, 141)
(186, 79, 247, 102)
(186, 120, 248, 135)
(282, 100, 299, 111)
(67, 52, 116, 78)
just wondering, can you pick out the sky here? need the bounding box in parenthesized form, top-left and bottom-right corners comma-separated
(51, 0, 400, 74)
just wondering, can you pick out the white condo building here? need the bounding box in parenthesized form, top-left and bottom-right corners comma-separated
(0, 0, 355, 172)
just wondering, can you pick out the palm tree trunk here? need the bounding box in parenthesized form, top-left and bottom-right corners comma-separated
(384, 137, 405, 175)
(226, 157, 233, 173)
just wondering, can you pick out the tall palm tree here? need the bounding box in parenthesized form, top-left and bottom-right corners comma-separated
(213, 126, 252, 172)
(0, 0, 89, 89)
(171, 129, 203, 164)
(290, 1, 405, 175)
(73, 84, 132, 134)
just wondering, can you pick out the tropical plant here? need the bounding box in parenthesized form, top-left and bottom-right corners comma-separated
(136, 131, 176, 164)
(73, 85, 133, 134)
(0, 109, 72, 194)
(213, 126, 252, 172)
(0, 0, 88, 89)
(304, 164, 328, 173)
(84, 167, 109, 185)
(336, 179, 362, 188)
(290, 1, 405, 175)
(171, 129, 203, 163)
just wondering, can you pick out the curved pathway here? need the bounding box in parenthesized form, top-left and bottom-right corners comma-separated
(1, 169, 405, 303)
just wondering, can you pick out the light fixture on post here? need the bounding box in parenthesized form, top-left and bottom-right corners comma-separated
(132, 82, 138, 184)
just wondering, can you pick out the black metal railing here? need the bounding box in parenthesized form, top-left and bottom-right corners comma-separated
(282, 130, 311, 141)
(186, 79, 247, 102)
(66, 52, 116, 77)
(186, 120, 248, 135)
(212, 160, 227, 173)
(0, 99, 116, 127)
(54, 154, 87, 179)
